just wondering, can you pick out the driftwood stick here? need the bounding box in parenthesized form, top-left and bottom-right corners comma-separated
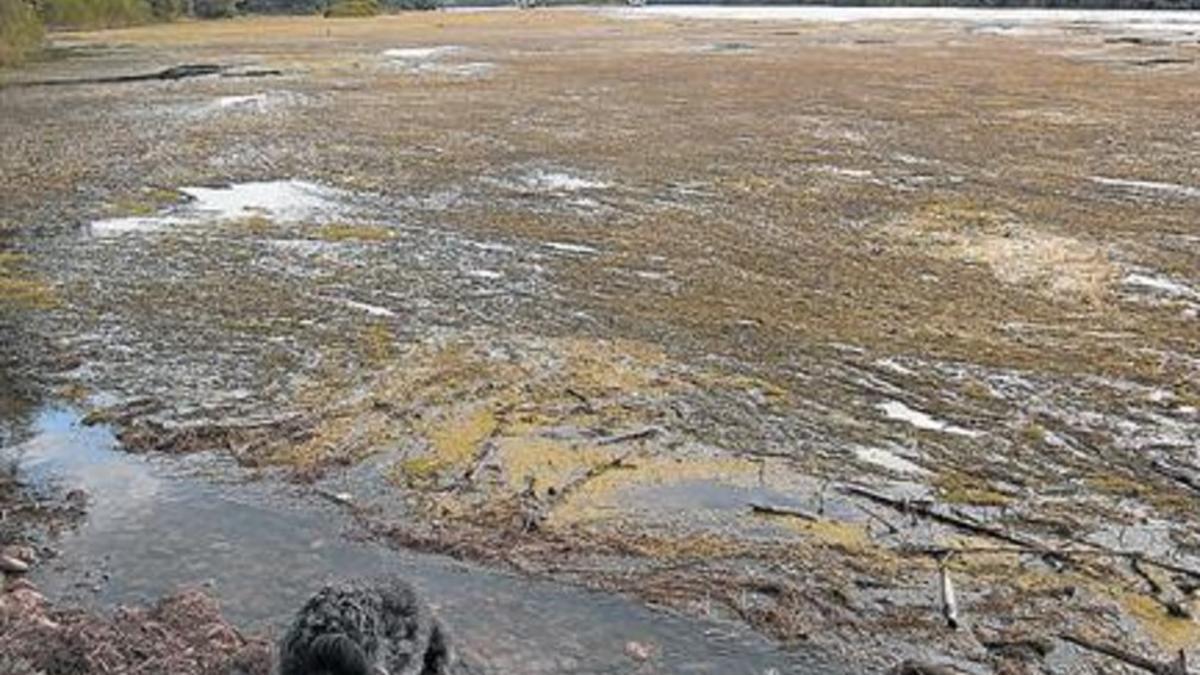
(749, 502, 820, 521)
(564, 388, 595, 413)
(464, 439, 500, 485)
(857, 502, 900, 534)
(898, 545, 1200, 582)
(939, 557, 960, 630)
(545, 450, 638, 510)
(889, 660, 960, 675)
(1132, 557, 1191, 619)
(1151, 459, 1200, 496)
(597, 427, 660, 446)
(839, 484, 1043, 550)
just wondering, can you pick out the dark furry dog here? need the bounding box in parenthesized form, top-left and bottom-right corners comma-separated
(279, 576, 459, 675)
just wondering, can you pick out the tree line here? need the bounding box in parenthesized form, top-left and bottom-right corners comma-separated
(4, 0, 1199, 68)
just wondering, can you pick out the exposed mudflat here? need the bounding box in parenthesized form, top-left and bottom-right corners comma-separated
(1, 7, 1198, 674)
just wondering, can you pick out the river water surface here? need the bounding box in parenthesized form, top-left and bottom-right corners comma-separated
(6, 405, 843, 674)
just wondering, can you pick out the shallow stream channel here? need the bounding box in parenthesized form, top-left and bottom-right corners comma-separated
(3, 404, 843, 674)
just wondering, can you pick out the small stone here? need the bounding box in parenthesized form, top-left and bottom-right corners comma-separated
(0, 554, 29, 575)
(1, 545, 36, 564)
(625, 640, 654, 662)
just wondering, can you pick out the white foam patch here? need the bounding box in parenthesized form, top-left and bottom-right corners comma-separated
(434, 62, 496, 77)
(853, 446, 930, 476)
(1091, 176, 1200, 199)
(341, 299, 396, 317)
(524, 170, 609, 192)
(382, 47, 493, 78)
(383, 46, 461, 61)
(215, 94, 270, 109)
(875, 357, 916, 377)
(817, 165, 874, 179)
(876, 400, 982, 438)
(633, 270, 667, 281)
(544, 241, 600, 255)
(90, 180, 342, 237)
(1123, 273, 1199, 299)
(609, 6, 1200, 32)
(466, 269, 503, 280)
(465, 240, 516, 254)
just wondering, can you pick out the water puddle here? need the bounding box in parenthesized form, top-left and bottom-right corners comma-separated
(611, 5, 1200, 32)
(89, 180, 343, 237)
(5, 406, 836, 674)
(876, 400, 982, 438)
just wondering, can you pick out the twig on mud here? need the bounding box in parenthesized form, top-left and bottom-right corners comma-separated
(1150, 459, 1200, 496)
(564, 388, 595, 414)
(857, 502, 900, 535)
(898, 544, 1200, 582)
(888, 660, 961, 675)
(1131, 557, 1191, 619)
(462, 438, 500, 487)
(552, 451, 638, 503)
(838, 484, 1044, 550)
(518, 450, 639, 531)
(315, 489, 355, 508)
(596, 427, 660, 446)
(1060, 633, 1189, 675)
(748, 502, 819, 521)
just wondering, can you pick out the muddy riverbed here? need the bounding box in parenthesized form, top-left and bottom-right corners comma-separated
(1, 6, 1198, 674)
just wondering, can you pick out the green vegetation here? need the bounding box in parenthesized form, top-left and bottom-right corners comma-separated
(39, 0, 151, 29)
(312, 222, 396, 242)
(193, 0, 238, 18)
(0, 0, 42, 67)
(383, 0, 439, 10)
(323, 0, 379, 17)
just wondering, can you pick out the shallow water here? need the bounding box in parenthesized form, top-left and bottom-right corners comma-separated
(7, 406, 841, 674)
(875, 400, 982, 438)
(612, 5, 1200, 32)
(88, 179, 344, 237)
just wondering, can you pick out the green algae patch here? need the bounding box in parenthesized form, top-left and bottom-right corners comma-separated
(313, 223, 396, 242)
(106, 187, 185, 218)
(1120, 593, 1200, 652)
(0, 252, 55, 309)
(496, 436, 615, 494)
(550, 456, 760, 526)
(390, 456, 442, 487)
(934, 472, 1014, 507)
(416, 405, 499, 473)
(359, 321, 396, 366)
(783, 519, 872, 553)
